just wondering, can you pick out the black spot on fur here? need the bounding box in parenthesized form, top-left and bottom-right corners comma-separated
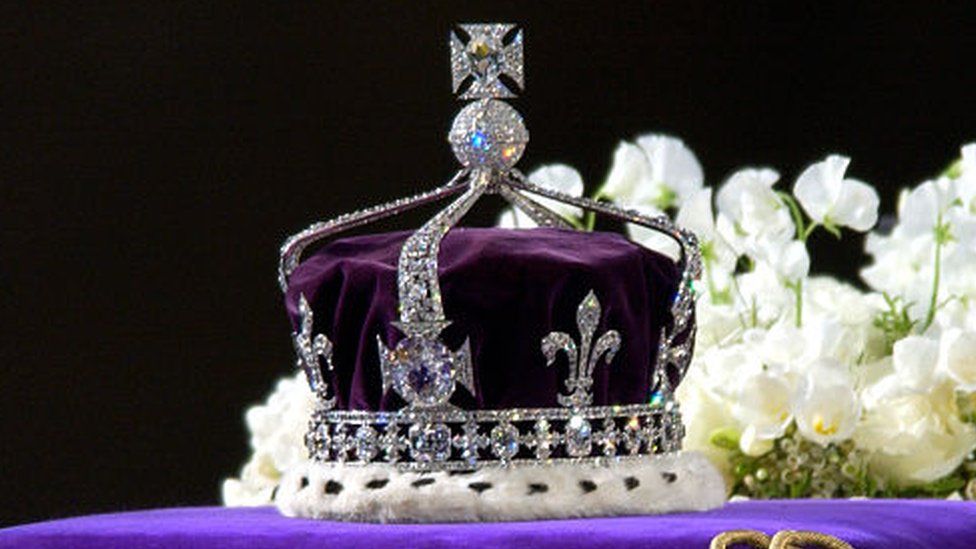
(527, 483, 548, 495)
(469, 482, 493, 494)
(661, 472, 677, 483)
(624, 476, 640, 490)
(448, 470, 476, 476)
(365, 479, 389, 489)
(324, 480, 343, 495)
(411, 477, 436, 488)
(579, 480, 598, 493)
(299, 476, 309, 489)
(271, 486, 279, 500)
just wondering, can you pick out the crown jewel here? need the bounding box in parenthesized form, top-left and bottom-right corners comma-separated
(278, 24, 701, 473)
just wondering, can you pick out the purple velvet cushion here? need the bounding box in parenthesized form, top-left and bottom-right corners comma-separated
(4, 501, 975, 548)
(284, 227, 681, 411)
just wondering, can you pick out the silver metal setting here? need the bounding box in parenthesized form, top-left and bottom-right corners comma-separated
(280, 23, 702, 474)
(543, 291, 622, 408)
(293, 294, 336, 408)
(450, 23, 524, 99)
(305, 401, 684, 471)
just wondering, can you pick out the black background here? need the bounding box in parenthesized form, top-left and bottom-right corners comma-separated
(2, 2, 975, 526)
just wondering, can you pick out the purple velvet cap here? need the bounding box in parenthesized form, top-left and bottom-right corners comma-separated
(285, 227, 683, 412)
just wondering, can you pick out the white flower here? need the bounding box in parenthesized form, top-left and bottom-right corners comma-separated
(677, 188, 737, 273)
(939, 328, 976, 391)
(730, 370, 793, 441)
(221, 453, 282, 506)
(793, 155, 879, 232)
(733, 262, 795, 326)
(955, 143, 976, 210)
(694, 298, 742, 349)
(739, 425, 776, 457)
(715, 168, 794, 256)
(497, 164, 584, 228)
(756, 239, 810, 283)
(898, 178, 956, 237)
(891, 335, 941, 392)
(676, 365, 737, 483)
(635, 134, 703, 208)
(222, 374, 315, 506)
(855, 383, 976, 485)
(601, 141, 652, 205)
(632, 188, 736, 274)
(792, 359, 860, 446)
(600, 134, 702, 209)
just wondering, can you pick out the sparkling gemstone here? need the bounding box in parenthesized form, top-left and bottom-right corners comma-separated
(599, 418, 617, 456)
(306, 424, 330, 460)
(623, 416, 643, 455)
(354, 425, 378, 462)
(391, 337, 456, 407)
(565, 415, 592, 457)
(408, 422, 452, 463)
(449, 99, 528, 170)
(455, 421, 483, 467)
(379, 422, 401, 463)
(490, 423, 520, 460)
(466, 39, 498, 77)
(533, 419, 553, 459)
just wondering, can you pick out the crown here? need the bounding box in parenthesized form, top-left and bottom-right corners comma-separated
(275, 24, 717, 521)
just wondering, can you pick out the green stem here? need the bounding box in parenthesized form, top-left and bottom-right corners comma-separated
(583, 188, 606, 232)
(801, 222, 819, 241)
(705, 259, 720, 302)
(777, 191, 810, 327)
(583, 211, 596, 231)
(777, 191, 808, 242)
(794, 280, 803, 327)
(922, 217, 945, 332)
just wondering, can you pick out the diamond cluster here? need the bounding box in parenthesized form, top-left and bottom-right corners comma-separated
(450, 23, 524, 99)
(449, 99, 528, 170)
(306, 402, 684, 471)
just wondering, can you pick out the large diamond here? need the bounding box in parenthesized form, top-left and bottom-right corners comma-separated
(391, 337, 456, 407)
(490, 422, 520, 460)
(408, 422, 452, 463)
(564, 415, 592, 457)
(354, 425, 378, 462)
(467, 38, 501, 79)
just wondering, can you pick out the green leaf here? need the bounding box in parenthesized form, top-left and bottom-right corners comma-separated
(943, 159, 963, 180)
(822, 218, 842, 239)
(709, 427, 741, 451)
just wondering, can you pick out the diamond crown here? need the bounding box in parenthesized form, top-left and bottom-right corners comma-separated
(278, 24, 701, 471)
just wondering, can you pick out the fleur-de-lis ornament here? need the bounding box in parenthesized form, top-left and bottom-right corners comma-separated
(294, 294, 336, 409)
(542, 291, 622, 408)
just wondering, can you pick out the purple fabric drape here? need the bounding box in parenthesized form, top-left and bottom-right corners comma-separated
(4, 500, 975, 548)
(284, 228, 682, 411)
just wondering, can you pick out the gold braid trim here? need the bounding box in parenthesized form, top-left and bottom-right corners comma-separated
(710, 530, 771, 549)
(710, 529, 853, 549)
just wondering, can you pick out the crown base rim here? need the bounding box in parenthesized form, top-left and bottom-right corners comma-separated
(276, 451, 726, 522)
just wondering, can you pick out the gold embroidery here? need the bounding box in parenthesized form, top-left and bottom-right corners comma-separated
(710, 529, 853, 549)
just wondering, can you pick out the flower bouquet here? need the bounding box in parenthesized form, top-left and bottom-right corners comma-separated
(224, 137, 976, 504)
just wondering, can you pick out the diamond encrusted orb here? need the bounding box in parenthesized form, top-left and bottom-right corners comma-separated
(408, 421, 452, 463)
(449, 99, 528, 170)
(390, 336, 456, 407)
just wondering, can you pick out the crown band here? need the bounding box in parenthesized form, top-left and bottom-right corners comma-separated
(306, 401, 684, 472)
